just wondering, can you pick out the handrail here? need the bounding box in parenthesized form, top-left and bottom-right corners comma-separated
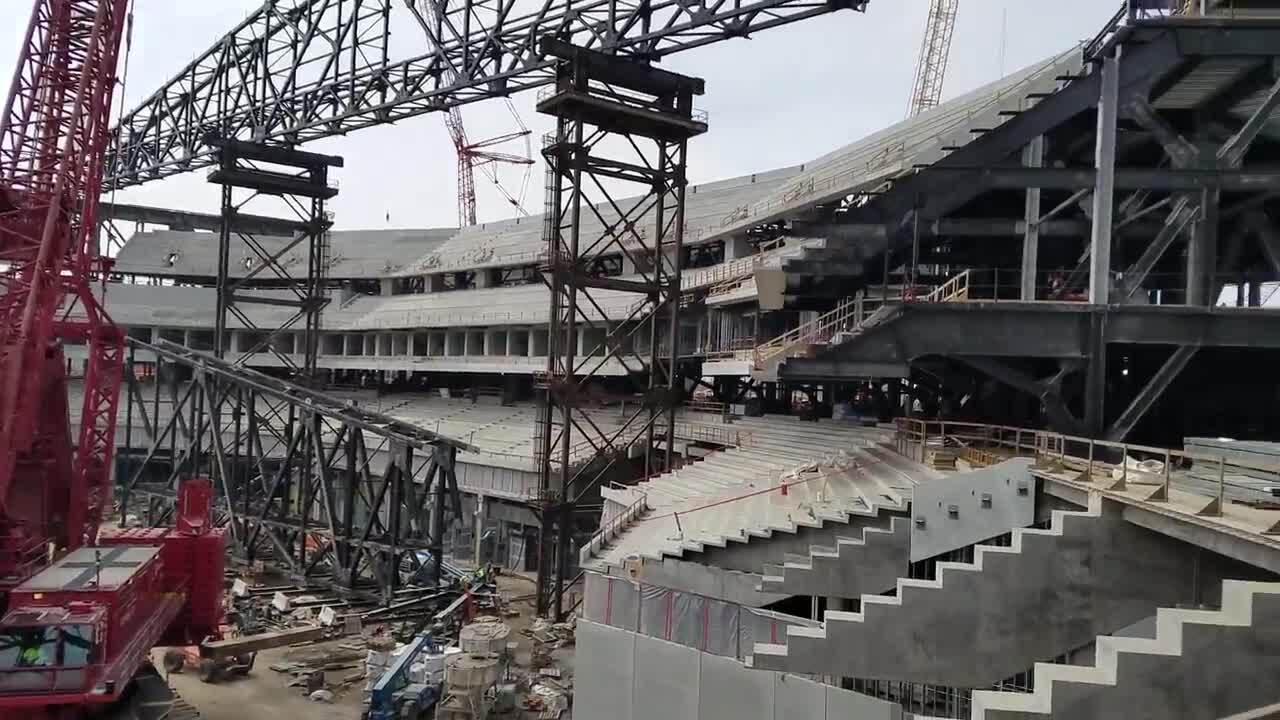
(752, 296, 883, 369)
(918, 269, 970, 303)
(580, 491, 648, 563)
(893, 418, 1280, 515)
(685, 236, 790, 293)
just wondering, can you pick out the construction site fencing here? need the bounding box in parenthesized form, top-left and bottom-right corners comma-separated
(894, 418, 1280, 510)
(582, 571, 819, 661)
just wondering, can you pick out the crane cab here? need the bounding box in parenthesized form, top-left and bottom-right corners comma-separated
(0, 545, 180, 707)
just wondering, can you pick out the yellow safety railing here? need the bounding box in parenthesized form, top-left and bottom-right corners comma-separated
(920, 269, 971, 303)
(750, 296, 884, 370)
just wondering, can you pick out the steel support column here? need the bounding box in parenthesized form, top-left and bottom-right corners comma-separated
(1186, 187, 1220, 306)
(1089, 55, 1120, 305)
(533, 39, 706, 620)
(1021, 135, 1044, 301)
(209, 139, 341, 379)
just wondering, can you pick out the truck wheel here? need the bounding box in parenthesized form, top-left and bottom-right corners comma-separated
(197, 659, 219, 683)
(162, 649, 186, 673)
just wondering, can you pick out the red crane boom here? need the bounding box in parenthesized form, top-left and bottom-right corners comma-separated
(0, 0, 126, 573)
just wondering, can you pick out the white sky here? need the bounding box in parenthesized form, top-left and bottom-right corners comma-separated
(0, 0, 1124, 230)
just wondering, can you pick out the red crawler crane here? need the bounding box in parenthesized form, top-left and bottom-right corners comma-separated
(0, 3, 224, 718)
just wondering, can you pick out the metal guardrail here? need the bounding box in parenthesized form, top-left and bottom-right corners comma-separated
(580, 491, 649, 564)
(894, 418, 1280, 523)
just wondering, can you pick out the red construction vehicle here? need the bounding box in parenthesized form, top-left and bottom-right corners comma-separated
(0, 1, 226, 718)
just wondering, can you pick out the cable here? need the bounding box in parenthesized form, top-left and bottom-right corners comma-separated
(645, 462, 859, 522)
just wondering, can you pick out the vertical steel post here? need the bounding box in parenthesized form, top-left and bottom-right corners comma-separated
(1089, 54, 1119, 305)
(1021, 135, 1044, 300)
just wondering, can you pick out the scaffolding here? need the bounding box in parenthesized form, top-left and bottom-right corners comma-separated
(532, 38, 708, 620)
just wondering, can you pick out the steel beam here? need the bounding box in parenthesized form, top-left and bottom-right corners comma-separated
(1186, 186, 1220, 306)
(1090, 56, 1120, 305)
(105, 0, 865, 188)
(1104, 345, 1198, 441)
(917, 166, 1280, 192)
(952, 356, 1083, 435)
(117, 339, 472, 602)
(1021, 135, 1044, 300)
(1218, 70, 1280, 168)
(1120, 196, 1199, 299)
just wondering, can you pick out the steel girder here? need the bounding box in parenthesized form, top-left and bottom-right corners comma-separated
(104, 0, 865, 188)
(118, 339, 475, 602)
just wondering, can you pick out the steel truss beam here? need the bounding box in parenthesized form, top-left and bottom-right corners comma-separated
(105, 0, 865, 188)
(533, 40, 705, 621)
(118, 339, 475, 602)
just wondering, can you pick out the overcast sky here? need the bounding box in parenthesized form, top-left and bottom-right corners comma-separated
(0, 1, 1123, 230)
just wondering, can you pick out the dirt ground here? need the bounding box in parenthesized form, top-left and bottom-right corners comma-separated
(154, 570, 569, 720)
(151, 639, 364, 720)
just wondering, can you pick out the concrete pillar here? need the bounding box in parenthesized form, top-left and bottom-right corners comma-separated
(425, 275, 442, 293)
(1021, 135, 1045, 301)
(1186, 187, 1220, 306)
(1089, 55, 1119, 305)
(380, 278, 395, 296)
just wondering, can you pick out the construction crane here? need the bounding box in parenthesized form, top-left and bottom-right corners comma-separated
(408, 0, 534, 227)
(907, 0, 960, 118)
(0, 1, 224, 717)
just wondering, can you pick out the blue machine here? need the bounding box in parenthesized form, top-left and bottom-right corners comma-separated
(367, 634, 442, 720)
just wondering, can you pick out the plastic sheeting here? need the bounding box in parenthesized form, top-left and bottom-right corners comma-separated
(584, 571, 815, 660)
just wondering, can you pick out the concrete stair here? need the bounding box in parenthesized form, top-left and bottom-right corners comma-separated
(586, 420, 924, 573)
(750, 496, 1203, 687)
(759, 514, 909, 598)
(971, 580, 1280, 720)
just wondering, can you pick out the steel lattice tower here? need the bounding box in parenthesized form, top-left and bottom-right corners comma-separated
(532, 39, 707, 620)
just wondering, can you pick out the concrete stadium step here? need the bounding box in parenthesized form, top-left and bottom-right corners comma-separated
(971, 580, 1280, 720)
(750, 495, 1205, 687)
(589, 449, 915, 571)
(759, 514, 910, 598)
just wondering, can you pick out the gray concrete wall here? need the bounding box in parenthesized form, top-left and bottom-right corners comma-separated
(697, 509, 898, 573)
(755, 498, 1219, 687)
(911, 458, 1034, 561)
(575, 620, 903, 720)
(981, 593, 1280, 720)
(761, 516, 909, 599)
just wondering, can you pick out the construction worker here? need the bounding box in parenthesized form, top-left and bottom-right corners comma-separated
(17, 633, 51, 667)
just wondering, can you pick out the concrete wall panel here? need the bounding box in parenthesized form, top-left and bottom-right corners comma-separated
(826, 684, 902, 720)
(774, 674, 827, 719)
(574, 621, 635, 720)
(699, 652, 773, 720)
(634, 634, 700, 720)
(911, 458, 1034, 561)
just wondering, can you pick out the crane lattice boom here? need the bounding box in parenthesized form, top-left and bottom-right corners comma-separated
(0, 0, 127, 573)
(908, 0, 959, 118)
